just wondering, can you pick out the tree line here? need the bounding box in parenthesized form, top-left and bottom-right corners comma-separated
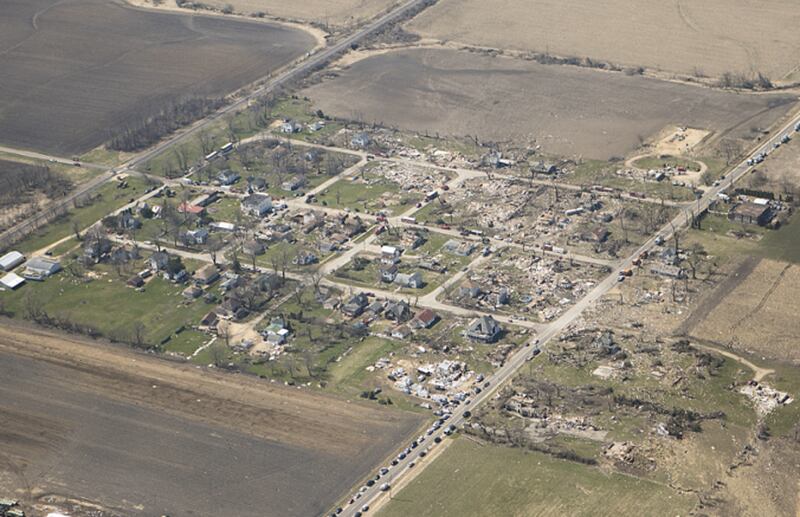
(108, 96, 225, 152)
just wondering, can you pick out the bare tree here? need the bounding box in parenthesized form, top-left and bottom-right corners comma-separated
(72, 219, 83, 241)
(131, 322, 147, 349)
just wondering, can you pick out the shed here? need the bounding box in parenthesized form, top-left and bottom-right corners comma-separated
(0, 272, 25, 290)
(22, 257, 61, 280)
(0, 251, 25, 271)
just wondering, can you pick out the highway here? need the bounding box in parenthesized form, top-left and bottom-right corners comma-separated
(0, 0, 432, 251)
(336, 109, 800, 517)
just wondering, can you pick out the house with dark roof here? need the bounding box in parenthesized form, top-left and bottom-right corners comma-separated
(385, 300, 412, 322)
(342, 293, 369, 317)
(466, 316, 502, 343)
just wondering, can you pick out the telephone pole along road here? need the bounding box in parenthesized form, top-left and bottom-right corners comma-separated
(337, 108, 800, 517)
(0, 0, 432, 251)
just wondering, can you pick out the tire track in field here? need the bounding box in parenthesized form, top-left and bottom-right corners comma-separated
(729, 261, 792, 336)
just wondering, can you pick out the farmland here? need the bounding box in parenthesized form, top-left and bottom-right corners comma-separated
(0, 323, 422, 517)
(136, 0, 401, 28)
(687, 257, 800, 363)
(303, 48, 796, 159)
(0, 0, 315, 155)
(406, 0, 800, 81)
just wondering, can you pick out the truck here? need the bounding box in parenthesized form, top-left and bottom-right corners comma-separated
(400, 216, 416, 224)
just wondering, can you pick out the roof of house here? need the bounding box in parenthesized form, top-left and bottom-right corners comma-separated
(731, 202, 771, 219)
(243, 193, 272, 207)
(195, 264, 219, 281)
(469, 316, 500, 336)
(415, 309, 437, 325)
(177, 202, 204, 214)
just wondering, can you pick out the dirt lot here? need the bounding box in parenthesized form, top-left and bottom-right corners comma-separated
(303, 48, 796, 159)
(0, 0, 315, 155)
(406, 0, 800, 81)
(0, 322, 422, 517)
(136, 0, 399, 27)
(686, 257, 800, 363)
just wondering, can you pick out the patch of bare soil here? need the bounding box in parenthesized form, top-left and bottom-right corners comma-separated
(303, 48, 796, 159)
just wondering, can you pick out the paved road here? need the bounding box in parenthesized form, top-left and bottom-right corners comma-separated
(336, 108, 800, 517)
(0, 0, 431, 251)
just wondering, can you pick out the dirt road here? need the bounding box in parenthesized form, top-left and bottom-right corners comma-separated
(0, 321, 422, 517)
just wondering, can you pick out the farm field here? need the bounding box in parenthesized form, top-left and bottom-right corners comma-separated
(406, 0, 800, 81)
(0, 323, 422, 517)
(137, 0, 400, 27)
(303, 48, 796, 160)
(0, 0, 315, 155)
(378, 437, 695, 517)
(686, 257, 800, 363)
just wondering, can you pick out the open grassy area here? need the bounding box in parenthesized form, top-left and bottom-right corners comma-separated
(15, 175, 153, 254)
(687, 211, 800, 264)
(379, 437, 695, 517)
(1, 260, 212, 347)
(316, 174, 419, 216)
(163, 328, 211, 356)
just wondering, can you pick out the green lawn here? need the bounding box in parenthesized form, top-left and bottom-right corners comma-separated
(2, 261, 212, 347)
(379, 438, 695, 517)
(164, 329, 210, 356)
(16, 175, 152, 254)
(316, 174, 418, 216)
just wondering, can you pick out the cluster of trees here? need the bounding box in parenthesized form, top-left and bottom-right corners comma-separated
(108, 96, 225, 152)
(0, 162, 72, 209)
(716, 71, 773, 90)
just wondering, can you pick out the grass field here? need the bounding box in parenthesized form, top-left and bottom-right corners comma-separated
(406, 0, 800, 81)
(304, 48, 795, 160)
(0, 0, 315, 155)
(316, 175, 417, 216)
(379, 438, 695, 517)
(1, 260, 211, 347)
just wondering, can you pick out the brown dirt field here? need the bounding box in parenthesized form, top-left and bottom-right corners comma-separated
(303, 48, 796, 159)
(0, 0, 316, 155)
(406, 0, 800, 81)
(687, 258, 800, 363)
(0, 321, 422, 517)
